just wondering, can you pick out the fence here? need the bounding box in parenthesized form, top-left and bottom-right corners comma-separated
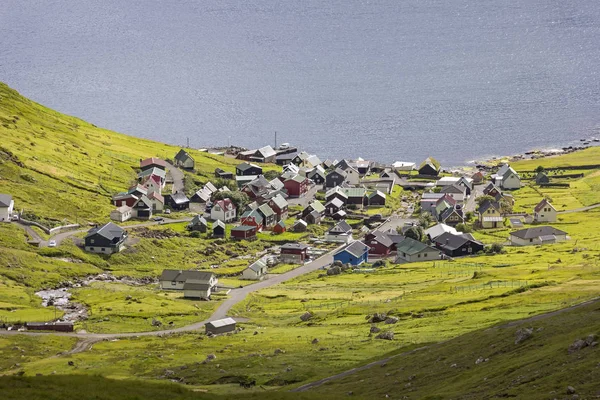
(452, 280, 530, 293)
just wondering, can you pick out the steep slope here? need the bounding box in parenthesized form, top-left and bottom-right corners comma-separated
(0, 82, 244, 223)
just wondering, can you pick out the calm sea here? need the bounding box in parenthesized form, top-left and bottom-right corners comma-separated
(1, 1, 599, 165)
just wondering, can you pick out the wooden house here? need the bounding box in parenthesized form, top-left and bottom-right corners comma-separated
(364, 230, 394, 256)
(325, 168, 347, 188)
(433, 232, 484, 257)
(236, 162, 263, 176)
(478, 200, 503, 229)
(212, 220, 226, 238)
(280, 243, 309, 264)
(533, 199, 557, 223)
(273, 220, 286, 234)
(242, 258, 268, 280)
(268, 194, 289, 222)
(165, 192, 190, 211)
(205, 317, 237, 335)
(188, 215, 208, 233)
(140, 157, 167, 172)
(84, 222, 127, 254)
(395, 237, 440, 263)
(215, 168, 234, 180)
(240, 209, 264, 231)
(110, 205, 132, 222)
(291, 219, 308, 232)
(211, 199, 236, 222)
(325, 220, 353, 243)
(418, 157, 441, 176)
(159, 270, 217, 291)
(231, 225, 257, 240)
(367, 190, 386, 206)
(509, 226, 568, 246)
(283, 174, 310, 198)
(333, 241, 369, 266)
(174, 149, 195, 169)
(257, 203, 276, 229)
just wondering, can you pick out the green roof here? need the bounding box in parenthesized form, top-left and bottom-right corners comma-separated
(341, 187, 366, 198)
(419, 157, 441, 171)
(396, 237, 435, 255)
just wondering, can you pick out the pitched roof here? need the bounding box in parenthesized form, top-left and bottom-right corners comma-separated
(0, 194, 13, 207)
(325, 197, 345, 209)
(281, 243, 309, 251)
(326, 186, 348, 199)
(138, 167, 166, 179)
(396, 237, 437, 255)
(440, 184, 465, 194)
(140, 157, 167, 169)
(367, 231, 394, 248)
(308, 200, 325, 214)
(328, 168, 347, 178)
(241, 209, 264, 223)
(168, 192, 190, 204)
(160, 269, 215, 282)
(440, 206, 463, 222)
(425, 223, 459, 239)
(86, 222, 125, 240)
(368, 190, 386, 199)
(482, 182, 501, 195)
(206, 317, 236, 328)
(213, 220, 226, 229)
(232, 225, 257, 232)
(329, 220, 352, 234)
(478, 200, 501, 214)
(419, 157, 441, 171)
(293, 219, 308, 228)
(510, 226, 567, 240)
(147, 191, 164, 203)
(257, 145, 277, 159)
(192, 188, 211, 202)
(175, 149, 194, 162)
(434, 232, 483, 251)
(269, 178, 285, 191)
(134, 195, 153, 209)
(248, 258, 268, 272)
(258, 203, 275, 218)
(190, 215, 208, 226)
(286, 174, 307, 184)
(341, 187, 366, 198)
(269, 194, 288, 210)
(214, 199, 234, 211)
(183, 280, 212, 291)
(335, 240, 368, 258)
(534, 198, 555, 213)
(204, 182, 217, 193)
(237, 162, 262, 172)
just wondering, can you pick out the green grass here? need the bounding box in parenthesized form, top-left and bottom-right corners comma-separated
(510, 146, 600, 171)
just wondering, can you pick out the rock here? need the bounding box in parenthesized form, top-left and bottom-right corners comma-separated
(206, 354, 216, 361)
(475, 357, 484, 365)
(311, 338, 319, 344)
(514, 327, 533, 345)
(568, 339, 588, 354)
(327, 266, 342, 276)
(347, 391, 353, 396)
(567, 386, 576, 394)
(151, 318, 162, 327)
(285, 366, 292, 372)
(370, 326, 381, 334)
(385, 317, 399, 324)
(163, 369, 174, 376)
(274, 348, 285, 355)
(300, 311, 313, 322)
(254, 331, 259, 335)
(450, 363, 457, 368)
(369, 313, 387, 323)
(67, 361, 74, 366)
(591, 342, 598, 347)
(585, 334, 597, 346)
(125, 295, 132, 301)
(376, 331, 394, 340)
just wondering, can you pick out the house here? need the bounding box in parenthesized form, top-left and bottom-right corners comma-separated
(183, 280, 214, 299)
(212, 220, 226, 238)
(325, 197, 345, 216)
(433, 194, 457, 220)
(188, 215, 208, 233)
(242, 258, 268, 280)
(283, 174, 310, 198)
(302, 200, 325, 218)
(433, 232, 484, 257)
(325, 168, 348, 188)
(128, 184, 148, 199)
(492, 164, 521, 190)
(395, 237, 440, 263)
(236, 162, 263, 176)
(240, 209, 264, 231)
(273, 220, 286, 234)
(211, 199, 236, 222)
(147, 191, 164, 211)
(536, 172, 550, 185)
(140, 157, 167, 171)
(205, 317, 237, 335)
(165, 192, 190, 211)
(418, 157, 441, 176)
(191, 188, 211, 204)
(241, 176, 271, 199)
(159, 270, 217, 291)
(238, 146, 277, 163)
(364, 231, 394, 256)
(471, 171, 485, 184)
(0, 194, 15, 222)
(236, 175, 257, 188)
(456, 176, 474, 196)
(215, 168, 234, 180)
(333, 241, 369, 267)
(425, 223, 459, 241)
(110, 205, 132, 222)
(341, 187, 367, 207)
(307, 166, 326, 185)
(142, 177, 162, 195)
(276, 152, 298, 165)
(174, 149, 195, 169)
(138, 167, 166, 188)
(509, 226, 568, 246)
(482, 182, 502, 198)
(439, 205, 464, 227)
(440, 184, 466, 204)
(305, 210, 322, 225)
(283, 163, 300, 175)
(325, 220, 353, 243)
(339, 165, 360, 185)
(268, 194, 288, 222)
(132, 195, 153, 220)
(231, 225, 257, 240)
(367, 190, 386, 206)
(257, 203, 276, 229)
(360, 178, 396, 195)
(392, 161, 416, 172)
(325, 186, 348, 205)
(332, 210, 348, 220)
(379, 169, 395, 179)
(280, 243, 309, 264)
(291, 219, 308, 232)
(478, 200, 503, 229)
(84, 222, 127, 254)
(353, 159, 372, 175)
(533, 199, 557, 223)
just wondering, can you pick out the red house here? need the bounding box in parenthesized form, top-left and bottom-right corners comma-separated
(280, 243, 309, 263)
(231, 225, 257, 240)
(283, 175, 309, 198)
(364, 231, 394, 256)
(268, 194, 289, 222)
(273, 220, 286, 234)
(240, 209, 264, 231)
(112, 193, 139, 207)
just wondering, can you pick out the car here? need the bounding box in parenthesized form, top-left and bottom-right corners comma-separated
(164, 209, 171, 215)
(48, 240, 57, 247)
(153, 217, 164, 222)
(11, 215, 19, 221)
(369, 214, 383, 221)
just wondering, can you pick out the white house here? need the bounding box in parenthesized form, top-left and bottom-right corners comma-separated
(533, 199, 557, 223)
(110, 205, 132, 222)
(395, 237, 440, 263)
(0, 194, 14, 222)
(344, 166, 360, 185)
(160, 270, 217, 291)
(242, 258, 268, 280)
(493, 164, 521, 190)
(211, 199, 236, 222)
(392, 161, 415, 172)
(509, 226, 567, 246)
(325, 220, 353, 243)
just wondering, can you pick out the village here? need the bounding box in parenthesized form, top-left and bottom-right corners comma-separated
(0, 142, 571, 335)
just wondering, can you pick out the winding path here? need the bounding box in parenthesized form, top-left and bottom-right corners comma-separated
(0, 245, 338, 353)
(557, 203, 600, 214)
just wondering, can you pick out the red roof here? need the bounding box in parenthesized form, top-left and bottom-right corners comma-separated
(148, 192, 164, 203)
(215, 199, 234, 211)
(140, 157, 167, 169)
(436, 193, 457, 206)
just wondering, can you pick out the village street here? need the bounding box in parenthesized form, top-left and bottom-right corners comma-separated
(166, 161, 185, 193)
(286, 184, 318, 208)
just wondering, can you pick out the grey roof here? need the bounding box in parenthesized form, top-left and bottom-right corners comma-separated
(138, 167, 166, 179)
(190, 215, 208, 226)
(204, 182, 218, 193)
(269, 193, 288, 210)
(440, 184, 465, 194)
(326, 186, 348, 199)
(206, 317, 237, 328)
(183, 280, 212, 291)
(258, 203, 275, 218)
(248, 258, 268, 272)
(175, 149, 194, 163)
(434, 232, 483, 251)
(483, 182, 501, 195)
(169, 192, 190, 204)
(510, 226, 567, 240)
(293, 219, 308, 227)
(308, 200, 325, 214)
(232, 225, 256, 232)
(281, 243, 309, 251)
(329, 220, 352, 234)
(257, 145, 277, 159)
(0, 194, 13, 207)
(134, 194, 153, 209)
(237, 162, 262, 172)
(213, 220, 226, 229)
(368, 190, 386, 199)
(336, 240, 368, 258)
(193, 188, 211, 202)
(328, 168, 347, 178)
(325, 198, 345, 209)
(396, 237, 437, 255)
(86, 222, 125, 240)
(367, 231, 394, 248)
(478, 200, 500, 214)
(160, 269, 215, 283)
(269, 178, 285, 191)
(421, 192, 445, 200)
(440, 206, 463, 222)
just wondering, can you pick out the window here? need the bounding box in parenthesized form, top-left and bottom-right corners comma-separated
(418, 254, 421, 258)
(101, 248, 105, 251)
(171, 281, 176, 286)
(90, 247, 94, 250)
(529, 239, 533, 243)
(90, 239, 95, 244)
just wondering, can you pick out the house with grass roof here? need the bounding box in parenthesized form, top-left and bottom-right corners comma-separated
(418, 157, 441, 176)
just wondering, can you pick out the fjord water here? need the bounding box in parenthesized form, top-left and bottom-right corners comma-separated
(1, 1, 599, 165)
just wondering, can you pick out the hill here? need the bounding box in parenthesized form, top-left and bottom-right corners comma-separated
(0, 82, 278, 224)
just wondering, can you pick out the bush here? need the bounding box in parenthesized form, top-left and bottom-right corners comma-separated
(485, 243, 504, 254)
(456, 223, 472, 233)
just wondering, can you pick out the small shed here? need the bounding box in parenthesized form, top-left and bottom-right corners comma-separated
(188, 215, 208, 233)
(205, 317, 237, 335)
(291, 219, 308, 232)
(212, 220, 226, 238)
(231, 225, 257, 240)
(535, 172, 550, 185)
(242, 258, 268, 280)
(273, 220, 286, 234)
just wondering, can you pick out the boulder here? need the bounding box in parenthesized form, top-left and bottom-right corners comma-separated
(568, 339, 587, 354)
(274, 348, 285, 355)
(300, 311, 313, 322)
(514, 327, 533, 345)
(370, 326, 381, 334)
(206, 354, 216, 361)
(151, 318, 162, 327)
(376, 331, 394, 340)
(332, 260, 343, 267)
(567, 386, 576, 394)
(369, 313, 387, 323)
(385, 317, 399, 324)
(585, 334, 597, 346)
(311, 338, 319, 344)
(327, 266, 342, 276)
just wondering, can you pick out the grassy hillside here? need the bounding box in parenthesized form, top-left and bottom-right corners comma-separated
(0, 82, 278, 224)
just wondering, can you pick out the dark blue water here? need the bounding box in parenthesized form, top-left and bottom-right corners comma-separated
(1, 1, 599, 165)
